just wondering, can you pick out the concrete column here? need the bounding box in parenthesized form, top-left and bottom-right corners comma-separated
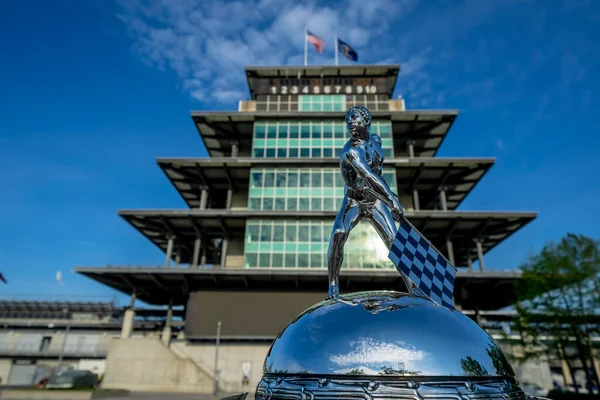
(129, 291, 136, 308)
(439, 188, 448, 211)
(200, 247, 207, 267)
(474, 307, 482, 326)
(174, 253, 181, 268)
(467, 257, 473, 272)
(475, 239, 485, 271)
(226, 189, 233, 209)
(199, 189, 208, 209)
(161, 300, 173, 345)
(557, 342, 574, 386)
(231, 142, 239, 157)
(412, 189, 420, 211)
(588, 336, 600, 385)
(192, 237, 201, 268)
(445, 239, 455, 265)
(120, 309, 135, 339)
(407, 141, 415, 158)
(164, 237, 174, 267)
(220, 239, 229, 268)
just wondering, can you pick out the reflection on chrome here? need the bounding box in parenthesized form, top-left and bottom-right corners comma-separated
(329, 337, 428, 376)
(263, 292, 514, 378)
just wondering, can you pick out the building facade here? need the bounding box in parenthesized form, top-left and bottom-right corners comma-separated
(67, 64, 584, 393)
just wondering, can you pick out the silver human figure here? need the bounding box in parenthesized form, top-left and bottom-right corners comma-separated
(326, 106, 404, 300)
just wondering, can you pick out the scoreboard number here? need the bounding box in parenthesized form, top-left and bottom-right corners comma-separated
(270, 85, 377, 95)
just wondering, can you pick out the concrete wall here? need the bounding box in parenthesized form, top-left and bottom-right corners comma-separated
(0, 359, 11, 384)
(225, 236, 245, 269)
(231, 190, 249, 210)
(0, 330, 111, 356)
(171, 341, 270, 393)
(101, 338, 211, 393)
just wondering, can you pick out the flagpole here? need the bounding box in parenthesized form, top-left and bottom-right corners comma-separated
(335, 35, 339, 66)
(304, 28, 308, 66)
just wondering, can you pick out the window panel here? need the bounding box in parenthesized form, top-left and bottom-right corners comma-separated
(252, 120, 394, 159)
(248, 167, 397, 212)
(243, 220, 395, 269)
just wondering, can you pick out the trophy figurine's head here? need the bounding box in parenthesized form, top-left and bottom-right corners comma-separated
(345, 105, 371, 138)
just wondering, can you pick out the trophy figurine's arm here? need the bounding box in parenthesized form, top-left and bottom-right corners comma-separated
(346, 148, 404, 218)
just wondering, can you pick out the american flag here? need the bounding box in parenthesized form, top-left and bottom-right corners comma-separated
(306, 30, 325, 54)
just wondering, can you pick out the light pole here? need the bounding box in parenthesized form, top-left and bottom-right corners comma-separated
(56, 308, 70, 374)
(213, 321, 222, 397)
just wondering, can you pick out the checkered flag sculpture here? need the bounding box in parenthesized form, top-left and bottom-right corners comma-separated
(388, 217, 457, 310)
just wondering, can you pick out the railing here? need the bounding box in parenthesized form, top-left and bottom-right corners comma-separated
(0, 343, 108, 357)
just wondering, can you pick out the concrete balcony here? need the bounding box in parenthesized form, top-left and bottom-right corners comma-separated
(0, 343, 108, 358)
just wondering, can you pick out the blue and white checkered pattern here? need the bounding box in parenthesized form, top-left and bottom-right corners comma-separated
(388, 218, 457, 309)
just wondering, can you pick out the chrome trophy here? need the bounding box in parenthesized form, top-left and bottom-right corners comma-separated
(225, 106, 545, 400)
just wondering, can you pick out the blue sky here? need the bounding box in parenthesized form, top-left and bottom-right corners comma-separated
(0, 0, 599, 305)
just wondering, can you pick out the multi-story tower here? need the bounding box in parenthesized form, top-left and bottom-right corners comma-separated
(76, 64, 538, 392)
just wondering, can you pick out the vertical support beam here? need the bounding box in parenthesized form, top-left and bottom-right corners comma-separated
(407, 141, 415, 158)
(231, 142, 239, 157)
(220, 239, 229, 268)
(439, 188, 448, 211)
(474, 306, 482, 326)
(192, 237, 201, 268)
(199, 189, 208, 210)
(412, 189, 420, 211)
(164, 237, 174, 267)
(129, 290, 136, 308)
(121, 292, 136, 339)
(200, 247, 207, 267)
(467, 257, 473, 272)
(445, 239, 455, 266)
(475, 239, 485, 271)
(161, 299, 173, 345)
(588, 335, 600, 386)
(226, 189, 233, 209)
(174, 253, 181, 268)
(558, 342, 574, 386)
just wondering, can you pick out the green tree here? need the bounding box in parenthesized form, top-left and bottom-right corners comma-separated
(512, 233, 600, 392)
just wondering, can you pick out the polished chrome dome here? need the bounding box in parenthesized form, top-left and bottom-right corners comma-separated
(263, 291, 515, 378)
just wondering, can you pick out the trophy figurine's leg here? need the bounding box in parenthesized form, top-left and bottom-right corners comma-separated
(368, 200, 415, 294)
(326, 198, 361, 300)
(369, 200, 396, 249)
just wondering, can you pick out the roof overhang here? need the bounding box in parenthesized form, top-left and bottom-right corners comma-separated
(191, 110, 458, 157)
(244, 65, 401, 99)
(117, 209, 536, 267)
(74, 267, 522, 311)
(157, 157, 494, 211)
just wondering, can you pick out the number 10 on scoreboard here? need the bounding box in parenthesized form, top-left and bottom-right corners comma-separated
(270, 85, 378, 95)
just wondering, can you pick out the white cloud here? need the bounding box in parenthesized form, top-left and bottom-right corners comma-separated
(328, 337, 428, 371)
(115, 0, 418, 105)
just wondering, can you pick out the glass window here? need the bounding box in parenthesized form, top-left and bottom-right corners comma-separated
(252, 120, 393, 158)
(276, 172, 286, 187)
(260, 224, 272, 241)
(264, 172, 274, 187)
(286, 198, 297, 210)
(288, 172, 298, 187)
(254, 124, 266, 139)
(251, 172, 263, 188)
(275, 198, 285, 210)
(263, 198, 273, 210)
(244, 220, 396, 269)
(272, 253, 283, 267)
(248, 225, 259, 242)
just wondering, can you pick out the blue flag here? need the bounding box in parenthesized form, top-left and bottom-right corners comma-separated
(337, 38, 358, 62)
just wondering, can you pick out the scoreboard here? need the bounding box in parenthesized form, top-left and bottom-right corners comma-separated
(250, 76, 395, 96)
